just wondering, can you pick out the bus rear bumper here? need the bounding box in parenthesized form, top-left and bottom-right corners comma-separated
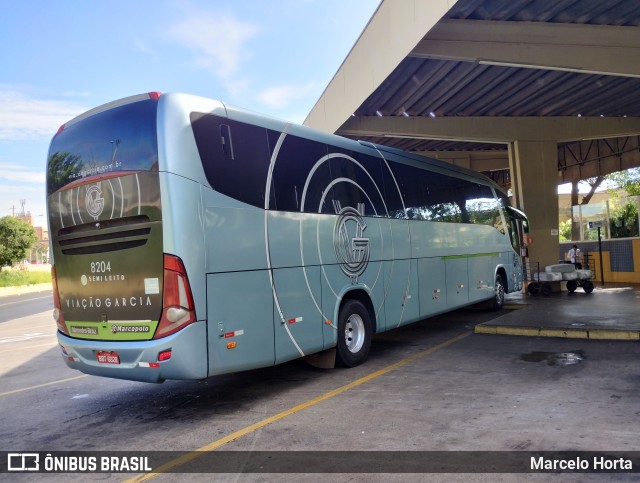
(56, 321, 208, 383)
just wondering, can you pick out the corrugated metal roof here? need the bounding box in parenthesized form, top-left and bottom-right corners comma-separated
(357, 58, 640, 118)
(349, 134, 504, 153)
(343, 0, 640, 153)
(447, 0, 640, 26)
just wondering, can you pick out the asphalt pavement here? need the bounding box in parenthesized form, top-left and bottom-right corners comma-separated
(1, 283, 640, 481)
(0, 288, 53, 323)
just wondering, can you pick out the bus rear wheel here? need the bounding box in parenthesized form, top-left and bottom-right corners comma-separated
(336, 299, 372, 367)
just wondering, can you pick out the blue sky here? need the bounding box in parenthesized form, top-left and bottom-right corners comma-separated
(0, 0, 380, 226)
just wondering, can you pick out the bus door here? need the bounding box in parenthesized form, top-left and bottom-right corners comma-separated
(506, 206, 529, 291)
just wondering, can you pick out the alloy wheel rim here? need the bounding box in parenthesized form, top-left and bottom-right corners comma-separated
(345, 314, 365, 353)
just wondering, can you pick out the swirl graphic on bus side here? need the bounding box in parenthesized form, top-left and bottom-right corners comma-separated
(332, 201, 369, 282)
(264, 132, 413, 357)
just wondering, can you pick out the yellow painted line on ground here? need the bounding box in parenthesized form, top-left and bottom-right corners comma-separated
(125, 331, 471, 482)
(0, 375, 88, 397)
(502, 304, 527, 310)
(0, 325, 53, 334)
(0, 294, 52, 307)
(0, 342, 57, 353)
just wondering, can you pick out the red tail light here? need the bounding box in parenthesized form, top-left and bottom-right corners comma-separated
(158, 349, 172, 361)
(154, 254, 196, 339)
(51, 264, 68, 335)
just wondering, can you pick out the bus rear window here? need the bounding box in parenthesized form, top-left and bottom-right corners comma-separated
(47, 99, 158, 195)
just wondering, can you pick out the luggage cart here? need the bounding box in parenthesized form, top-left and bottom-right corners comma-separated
(527, 262, 557, 296)
(528, 262, 593, 295)
(567, 269, 594, 294)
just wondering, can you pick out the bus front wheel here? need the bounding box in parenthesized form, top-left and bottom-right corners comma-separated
(493, 274, 505, 311)
(336, 299, 372, 367)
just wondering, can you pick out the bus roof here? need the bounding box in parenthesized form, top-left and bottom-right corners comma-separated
(57, 93, 161, 134)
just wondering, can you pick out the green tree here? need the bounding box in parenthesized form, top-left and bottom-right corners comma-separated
(559, 219, 572, 241)
(0, 216, 38, 271)
(610, 202, 639, 238)
(564, 168, 640, 240)
(606, 167, 640, 196)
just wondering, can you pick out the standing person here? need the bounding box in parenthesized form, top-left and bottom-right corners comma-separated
(568, 244, 582, 269)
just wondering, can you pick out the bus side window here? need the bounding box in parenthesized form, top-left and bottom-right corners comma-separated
(220, 124, 234, 160)
(269, 134, 329, 213)
(328, 150, 386, 217)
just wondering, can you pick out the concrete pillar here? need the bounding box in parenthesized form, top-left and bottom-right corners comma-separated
(509, 140, 560, 267)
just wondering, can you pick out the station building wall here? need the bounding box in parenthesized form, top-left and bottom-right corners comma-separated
(560, 239, 640, 284)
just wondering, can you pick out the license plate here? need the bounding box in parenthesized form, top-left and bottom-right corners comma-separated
(96, 351, 120, 364)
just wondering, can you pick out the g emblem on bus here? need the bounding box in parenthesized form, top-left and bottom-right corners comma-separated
(333, 201, 370, 282)
(85, 184, 105, 219)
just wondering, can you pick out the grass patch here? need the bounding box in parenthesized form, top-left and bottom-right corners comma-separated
(0, 270, 52, 287)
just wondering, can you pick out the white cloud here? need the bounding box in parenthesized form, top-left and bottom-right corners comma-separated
(0, 91, 86, 141)
(257, 82, 323, 110)
(0, 163, 45, 184)
(170, 12, 259, 79)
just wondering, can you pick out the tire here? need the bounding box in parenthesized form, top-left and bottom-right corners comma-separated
(493, 274, 505, 311)
(583, 281, 594, 294)
(541, 283, 552, 296)
(566, 280, 577, 293)
(528, 282, 540, 295)
(336, 299, 373, 368)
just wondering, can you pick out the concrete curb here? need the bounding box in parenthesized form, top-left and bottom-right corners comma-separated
(474, 324, 640, 340)
(0, 283, 52, 298)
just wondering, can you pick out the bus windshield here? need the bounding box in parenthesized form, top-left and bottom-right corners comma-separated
(47, 99, 158, 195)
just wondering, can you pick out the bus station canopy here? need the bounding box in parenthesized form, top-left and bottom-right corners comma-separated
(305, 0, 640, 188)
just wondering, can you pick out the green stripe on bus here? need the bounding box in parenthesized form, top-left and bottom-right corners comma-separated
(65, 321, 159, 341)
(442, 253, 499, 260)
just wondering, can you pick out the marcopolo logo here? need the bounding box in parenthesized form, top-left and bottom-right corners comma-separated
(85, 183, 105, 219)
(111, 324, 150, 334)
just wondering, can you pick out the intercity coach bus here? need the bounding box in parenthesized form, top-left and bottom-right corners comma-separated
(46, 92, 529, 383)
